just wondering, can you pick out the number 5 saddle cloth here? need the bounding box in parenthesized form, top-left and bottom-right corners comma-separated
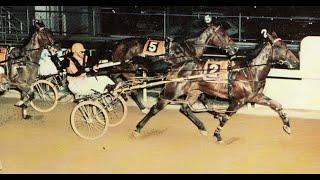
(142, 39, 166, 57)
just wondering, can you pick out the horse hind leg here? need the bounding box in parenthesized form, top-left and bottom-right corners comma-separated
(180, 104, 207, 136)
(133, 98, 169, 137)
(179, 91, 207, 136)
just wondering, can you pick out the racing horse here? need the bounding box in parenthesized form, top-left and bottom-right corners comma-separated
(133, 31, 299, 143)
(110, 23, 238, 113)
(5, 20, 55, 118)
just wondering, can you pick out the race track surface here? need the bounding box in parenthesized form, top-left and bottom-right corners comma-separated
(0, 97, 320, 173)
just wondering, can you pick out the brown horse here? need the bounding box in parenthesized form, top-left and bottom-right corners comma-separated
(110, 23, 238, 113)
(6, 20, 55, 118)
(133, 32, 300, 143)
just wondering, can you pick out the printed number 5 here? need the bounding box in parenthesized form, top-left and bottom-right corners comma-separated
(148, 41, 158, 52)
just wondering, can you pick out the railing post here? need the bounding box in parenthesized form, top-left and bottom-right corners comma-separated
(27, 7, 29, 34)
(20, 22, 23, 34)
(163, 11, 166, 40)
(92, 8, 96, 36)
(238, 12, 241, 42)
(143, 71, 147, 105)
(8, 12, 11, 34)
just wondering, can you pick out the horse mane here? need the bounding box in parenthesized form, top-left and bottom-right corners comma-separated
(113, 37, 147, 48)
(233, 41, 268, 69)
(240, 41, 266, 63)
(181, 26, 207, 42)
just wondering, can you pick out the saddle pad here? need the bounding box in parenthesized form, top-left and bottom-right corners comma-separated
(0, 48, 8, 62)
(203, 60, 229, 82)
(142, 40, 166, 56)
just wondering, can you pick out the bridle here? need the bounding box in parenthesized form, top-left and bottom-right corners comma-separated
(229, 38, 291, 72)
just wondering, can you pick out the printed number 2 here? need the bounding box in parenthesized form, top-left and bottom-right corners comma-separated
(148, 41, 159, 52)
(208, 64, 220, 74)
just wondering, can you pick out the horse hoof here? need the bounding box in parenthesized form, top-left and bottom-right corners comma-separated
(133, 130, 141, 138)
(217, 140, 224, 144)
(141, 108, 150, 114)
(283, 125, 291, 135)
(14, 100, 24, 107)
(199, 130, 208, 136)
(23, 115, 32, 120)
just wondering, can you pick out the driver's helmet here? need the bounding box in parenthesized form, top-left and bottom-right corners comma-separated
(71, 43, 86, 53)
(204, 15, 212, 24)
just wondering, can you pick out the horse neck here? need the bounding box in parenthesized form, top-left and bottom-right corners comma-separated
(190, 27, 212, 57)
(22, 33, 42, 63)
(249, 43, 273, 81)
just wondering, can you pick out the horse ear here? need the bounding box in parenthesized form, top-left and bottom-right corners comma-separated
(271, 32, 278, 38)
(35, 20, 45, 30)
(266, 32, 275, 42)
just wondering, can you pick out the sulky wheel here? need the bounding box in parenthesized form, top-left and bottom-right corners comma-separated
(70, 100, 109, 140)
(30, 79, 58, 112)
(95, 94, 128, 127)
(46, 76, 74, 103)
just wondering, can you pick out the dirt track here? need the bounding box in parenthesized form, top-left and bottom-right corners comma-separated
(0, 97, 320, 174)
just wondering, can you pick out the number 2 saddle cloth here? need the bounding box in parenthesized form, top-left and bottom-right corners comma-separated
(203, 59, 229, 82)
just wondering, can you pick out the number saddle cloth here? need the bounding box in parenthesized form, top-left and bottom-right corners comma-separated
(142, 39, 166, 57)
(0, 47, 9, 63)
(197, 59, 231, 111)
(203, 59, 229, 82)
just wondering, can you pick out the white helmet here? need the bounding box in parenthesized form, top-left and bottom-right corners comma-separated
(204, 15, 212, 24)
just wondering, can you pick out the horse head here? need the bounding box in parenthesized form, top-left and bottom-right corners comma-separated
(206, 23, 238, 56)
(34, 20, 55, 48)
(266, 32, 300, 69)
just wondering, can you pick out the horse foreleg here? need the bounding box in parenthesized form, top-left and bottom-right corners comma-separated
(180, 91, 207, 136)
(213, 100, 240, 143)
(133, 98, 169, 137)
(120, 72, 149, 114)
(12, 83, 34, 119)
(250, 94, 291, 134)
(130, 90, 148, 114)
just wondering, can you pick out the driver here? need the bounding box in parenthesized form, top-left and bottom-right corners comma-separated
(65, 43, 115, 96)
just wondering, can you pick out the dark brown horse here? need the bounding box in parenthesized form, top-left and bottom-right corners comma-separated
(6, 20, 55, 118)
(110, 23, 238, 113)
(133, 32, 300, 143)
